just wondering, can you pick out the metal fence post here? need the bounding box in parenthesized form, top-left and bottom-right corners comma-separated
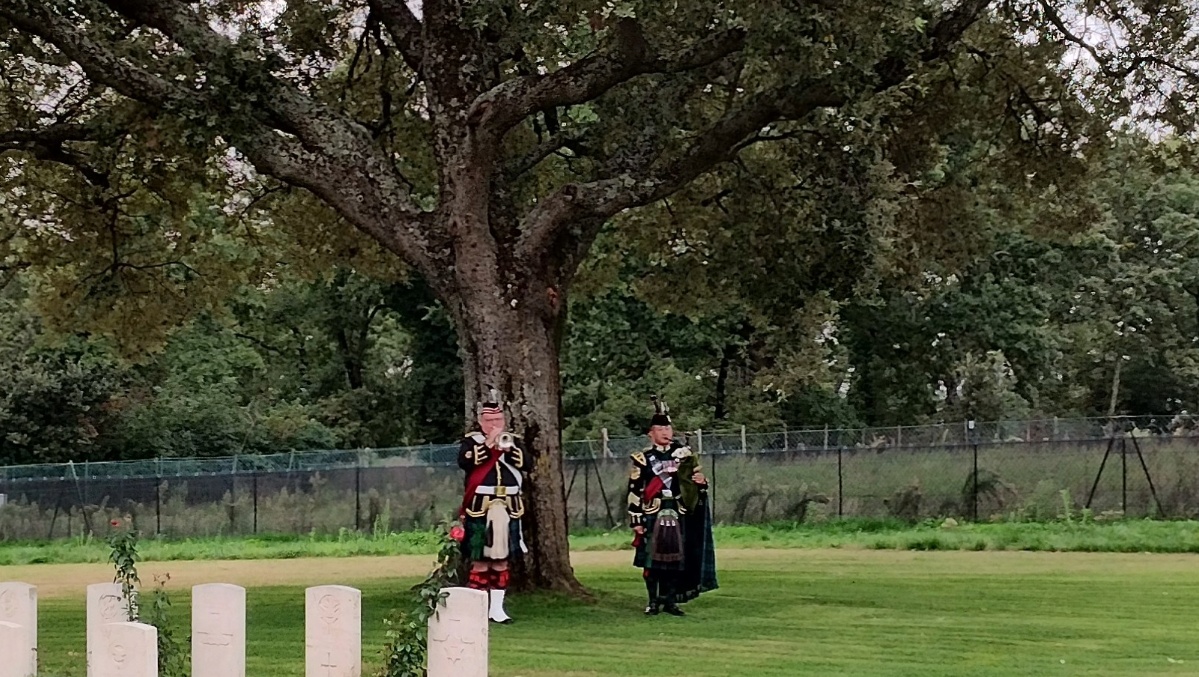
(972, 441, 979, 522)
(1121, 435, 1128, 515)
(584, 453, 591, 529)
(741, 425, 747, 454)
(252, 471, 259, 534)
(710, 452, 718, 523)
(837, 445, 844, 517)
(697, 429, 703, 456)
(823, 425, 829, 450)
(969, 420, 978, 521)
(155, 457, 162, 536)
(601, 428, 610, 458)
(355, 452, 363, 532)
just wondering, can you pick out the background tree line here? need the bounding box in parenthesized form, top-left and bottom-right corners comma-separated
(4, 135, 1197, 466)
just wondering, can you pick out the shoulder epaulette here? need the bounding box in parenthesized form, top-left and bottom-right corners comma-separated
(631, 451, 647, 466)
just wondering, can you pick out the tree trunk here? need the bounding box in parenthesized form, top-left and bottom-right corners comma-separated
(448, 280, 586, 595)
(714, 342, 735, 420)
(1108, 355, 1123, 417)
(335, 327, 365, 390)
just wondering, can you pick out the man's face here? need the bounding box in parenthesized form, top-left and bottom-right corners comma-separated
(649, 424, 673, 447)
(479, 410, 506, 437)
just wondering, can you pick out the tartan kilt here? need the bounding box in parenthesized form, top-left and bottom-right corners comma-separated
(462, 513, 524, 562)
(633, 493, 719, 603)
(632, 512, 684, 572)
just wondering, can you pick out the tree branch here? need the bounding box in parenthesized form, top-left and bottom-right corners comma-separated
(1036, 0, 1199, 82)
(367, 0, 424, 74)
(0, 1, 201, 112)
(517, 0, 998, 270)
(0, 121, 122, 188)
(469, 20, 747, 145)
(517, 82, 842, 265)
(5, 0, 447, 290)
(502, 128, 588, 181)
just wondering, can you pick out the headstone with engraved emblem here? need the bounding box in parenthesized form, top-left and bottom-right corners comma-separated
(192, 584, 246, 677)
(0, 582, 37, 677)
(86, 584, 130, 677)
(94, 622, 156, 677)
(305, 585, 361, 677)
(427, 587, 488, 677)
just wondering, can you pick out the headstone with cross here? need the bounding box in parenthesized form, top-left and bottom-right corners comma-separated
(427, 587, 488, 677)
(305, 586, 361, 677)
(193, 584, 246, 677)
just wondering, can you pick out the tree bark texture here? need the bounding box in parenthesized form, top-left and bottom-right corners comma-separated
(450, 285, 579, 593)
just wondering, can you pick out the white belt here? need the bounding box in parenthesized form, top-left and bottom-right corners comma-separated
(475, 485, 520, 497)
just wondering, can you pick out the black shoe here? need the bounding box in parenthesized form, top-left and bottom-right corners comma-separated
(663, 604, 685, 616)
(644, 603, 660, 616)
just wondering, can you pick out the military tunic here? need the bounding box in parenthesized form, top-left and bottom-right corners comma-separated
(627, 441, 719, 602)
(458, 432, 528, 562)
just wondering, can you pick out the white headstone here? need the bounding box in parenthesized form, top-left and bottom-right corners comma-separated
(192, 584, 246, 677)
(305, 585, 361, 677)
(86, 584, 131, 677)
(427, 587, 488, 677)
(93, 622, 156, 677)
(0, 582, 37, 677)
(0, 623, 31, 677)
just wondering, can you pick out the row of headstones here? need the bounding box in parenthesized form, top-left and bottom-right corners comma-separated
(0, 582, 489, 677)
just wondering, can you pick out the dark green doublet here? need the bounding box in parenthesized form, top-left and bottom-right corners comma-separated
(627, 441, 719, 601)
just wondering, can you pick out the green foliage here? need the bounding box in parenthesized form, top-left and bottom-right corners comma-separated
(142, 574, 189, 677)
(0, 286, 127, 464)
(2, 0, 1199, 460)
(106, 518, 141, 621)
(105, 518, 187, 677)
(376, 522, 462, 677)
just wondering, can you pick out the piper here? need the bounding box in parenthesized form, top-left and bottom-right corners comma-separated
(457, 387, 528, 623)
(627, 397, 719, 615)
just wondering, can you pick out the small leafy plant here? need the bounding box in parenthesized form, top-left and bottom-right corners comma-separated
(377, 520, 464, 677)
(106, 518, 188, 677)
(106, 518, 140, 621)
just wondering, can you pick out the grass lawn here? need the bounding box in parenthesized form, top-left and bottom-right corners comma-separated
(6, 518, 1199, 566)
(24, 548, 1199, 677)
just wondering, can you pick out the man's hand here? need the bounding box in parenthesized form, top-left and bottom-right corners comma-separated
(633, 525, 646, 535)
(691, 471, 707, 485)
(484, 431, 500, 448)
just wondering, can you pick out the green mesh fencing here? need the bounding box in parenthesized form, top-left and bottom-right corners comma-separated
(1, 415, 1196, 540)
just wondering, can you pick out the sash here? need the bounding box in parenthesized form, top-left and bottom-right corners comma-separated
(644, 475, 666, 503)
(460, 449, 503, 519)
(634, 476, 667, 548)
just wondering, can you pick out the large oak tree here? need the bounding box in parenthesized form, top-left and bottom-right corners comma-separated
(1, 0, 1196, 591)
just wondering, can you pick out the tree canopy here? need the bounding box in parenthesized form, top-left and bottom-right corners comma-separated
(3, 0, 1199, 591)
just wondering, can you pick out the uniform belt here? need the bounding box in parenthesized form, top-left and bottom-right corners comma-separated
(475, 485, 519, 496)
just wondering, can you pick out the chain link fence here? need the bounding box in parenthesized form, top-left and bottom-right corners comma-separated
(2, 415, 1197, 540)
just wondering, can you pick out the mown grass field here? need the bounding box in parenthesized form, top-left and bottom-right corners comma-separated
(20, 548, 1199, 677)
(5, 518, 1199, 566)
